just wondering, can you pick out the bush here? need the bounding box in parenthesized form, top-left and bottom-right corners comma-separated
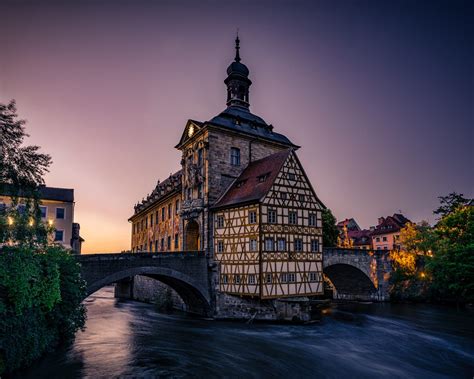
(0, 245, 86, 374)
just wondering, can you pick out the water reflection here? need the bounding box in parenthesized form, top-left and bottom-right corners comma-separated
(14, 287, 474, 378)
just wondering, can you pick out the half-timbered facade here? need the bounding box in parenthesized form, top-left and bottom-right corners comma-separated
(213, 150, 325, 299)
(129, 36, 325, 301)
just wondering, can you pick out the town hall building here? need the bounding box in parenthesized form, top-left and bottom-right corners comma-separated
(129, 37, 325, 301)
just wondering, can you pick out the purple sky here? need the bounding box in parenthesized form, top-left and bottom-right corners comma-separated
(1, 0, 472, 253)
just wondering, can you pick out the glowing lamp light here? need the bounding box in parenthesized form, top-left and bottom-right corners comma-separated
(29, 219, 34, 227)
(420, 272, 426, 278)
(48, 219, 54, 226)
(7, 216, 14, 225)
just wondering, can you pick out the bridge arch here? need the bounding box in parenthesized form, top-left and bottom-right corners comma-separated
(85, 266, 212, 316)
(323, 263, 377, 300)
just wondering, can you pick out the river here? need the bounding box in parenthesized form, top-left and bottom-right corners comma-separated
(14, 287, 474, 378)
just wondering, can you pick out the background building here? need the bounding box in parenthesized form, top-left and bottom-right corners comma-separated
(371, 213, 411, 250)
(0, 185, 83, 253)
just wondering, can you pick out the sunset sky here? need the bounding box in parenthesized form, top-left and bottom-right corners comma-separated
(1, 0, 472, 253)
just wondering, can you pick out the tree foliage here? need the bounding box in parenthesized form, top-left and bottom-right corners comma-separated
(427, 205, 474, 303)
(433, 192, 469, 219)
(0, 100, 53, 246)
(322, 208, 338, 247)
(0, 245, 86, 374)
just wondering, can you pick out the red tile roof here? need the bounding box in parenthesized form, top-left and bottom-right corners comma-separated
(371, 214, 411, 236)
(212, 149, 292, 209)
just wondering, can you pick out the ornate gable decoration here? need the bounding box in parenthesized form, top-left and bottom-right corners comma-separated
(175, 120, 203, 148)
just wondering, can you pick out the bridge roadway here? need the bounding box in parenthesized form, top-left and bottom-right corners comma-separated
(75, 248, 393, 316)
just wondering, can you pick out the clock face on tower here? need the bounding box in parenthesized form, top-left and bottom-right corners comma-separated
(188, 125, 194, 138)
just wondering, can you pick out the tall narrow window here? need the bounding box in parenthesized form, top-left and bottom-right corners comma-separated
(249, 211, 257, 224)
(167, 236, 171, 250)
(161, 207, 165, 221)
(198, 183, 203, 199)
(150, 214, 154, 227)
(217, 240, 224, 253)
(161, 238, 164, 251)
(168, 204, 172, 218)
(289, 211, 297, 225)
(216, 215, 225, 228)
(248, 274, 256, 284)
(294, 238, 303, 252)
(268, 209, 277, 224)
(39, 206, 47, 219)
(174, 233, 179, 248)
(249, 238, 257, 251)
(309, 213, 317, 226)
(175, 199, 180, 214)
(277, 238, 286, 251)
(230, 147, 240, 166)
(311, 239, 319, 252)
(197, 148, 203, 166)
(155, 240, 159, 252)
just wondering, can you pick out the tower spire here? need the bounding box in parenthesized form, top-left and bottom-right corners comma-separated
(235, 32, 241, 62)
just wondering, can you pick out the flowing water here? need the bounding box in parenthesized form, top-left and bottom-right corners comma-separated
(14, 287, 474, 378)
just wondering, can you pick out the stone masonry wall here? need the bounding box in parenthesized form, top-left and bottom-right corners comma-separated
(131, 275, 186, 311)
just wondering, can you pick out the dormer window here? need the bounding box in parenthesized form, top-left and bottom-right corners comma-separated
(257, 172, 270, 183)
(235, 179, 247, 188)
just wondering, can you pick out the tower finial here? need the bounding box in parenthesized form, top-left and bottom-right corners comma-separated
(235, 31, 241, 62)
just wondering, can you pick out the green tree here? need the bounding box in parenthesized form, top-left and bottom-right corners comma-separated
(433, 192, 469, 219)
(0, 100, 53, 246)
(322, 208, 338, 247)
(427, 205, 474, 304)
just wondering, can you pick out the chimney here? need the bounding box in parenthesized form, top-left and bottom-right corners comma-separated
(378, 217, 385, 225)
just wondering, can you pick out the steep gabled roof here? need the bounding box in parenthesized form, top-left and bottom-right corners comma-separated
(0, 184, 74, 202)
(371, 214, 411, 236)
(212, 149, 292, 209)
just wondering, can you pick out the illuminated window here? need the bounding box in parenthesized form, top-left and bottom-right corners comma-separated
(268, 209, 277, 224)
(309, 213, 317, 226)
(56, 207, 65, 219)
(249, 211, 257, 224)
(230, 147, 240, 166)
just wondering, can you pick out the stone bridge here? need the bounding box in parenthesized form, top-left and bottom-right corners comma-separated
(322, 248, 393, 301)
(75, 251, 213, 316)
(75, 248, 393, 319)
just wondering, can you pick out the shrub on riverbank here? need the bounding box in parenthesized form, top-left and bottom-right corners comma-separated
(0, 245, 86, 374)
